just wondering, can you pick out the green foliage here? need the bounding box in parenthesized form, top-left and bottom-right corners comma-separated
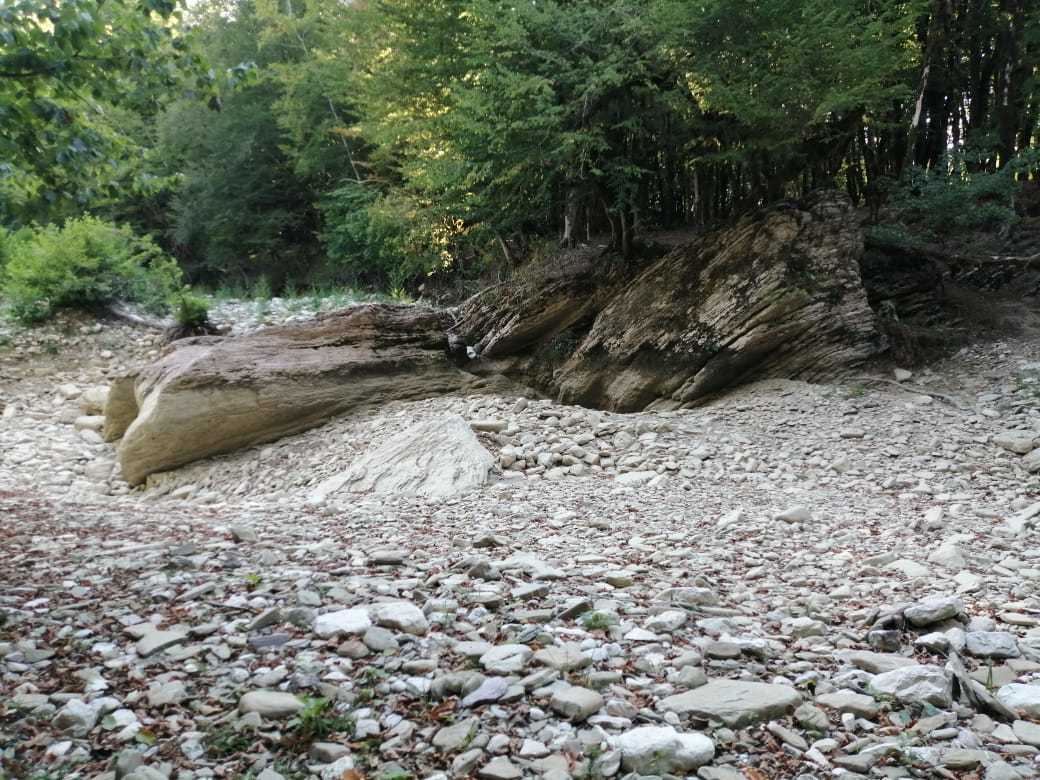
(659, 0, 917, 168)
(2, 217, 182, 322)
(4, 0, 1037, 295)
(205, 724, 254, 758)
(290, 697, 355, 743)
(0, 226, 32, 280)
(153, 0, 330, 288)
(172, 291, 211, 329)
(0, 0, 212, 223)
(320, 182, 439, 288)
(581, 611, 618, 631)
(244, 572, 263, 590)
(864, 224, 926, 253)
(889, 156, 1019, 239)
(251, 276, 273, 302)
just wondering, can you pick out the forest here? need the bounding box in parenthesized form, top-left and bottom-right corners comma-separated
(1, 0, 1039, 317)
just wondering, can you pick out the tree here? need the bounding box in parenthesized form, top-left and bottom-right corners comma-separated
(0, 0, 211, 223)
(156, 0, 320, 287)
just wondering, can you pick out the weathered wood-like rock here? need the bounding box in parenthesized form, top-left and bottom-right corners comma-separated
(107, 304, 480, 485)
(456, 190, 882, 411)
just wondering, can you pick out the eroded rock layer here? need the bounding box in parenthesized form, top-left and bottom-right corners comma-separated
(110, 304, 479, 485)
(456, 190, 883, 411)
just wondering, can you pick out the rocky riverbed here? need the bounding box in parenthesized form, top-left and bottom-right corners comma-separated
(2, 306, 1040, 780)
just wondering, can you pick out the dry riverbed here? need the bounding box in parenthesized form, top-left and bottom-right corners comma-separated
(2, 305, 1040, 780)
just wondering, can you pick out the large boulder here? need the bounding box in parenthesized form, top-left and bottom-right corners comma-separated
(106, 304, 481, 485)
(456, 190, 882, 411)
(309, 415, 494, 503)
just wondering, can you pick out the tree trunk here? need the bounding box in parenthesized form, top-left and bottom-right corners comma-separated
(619, 210, 631, 259)
(560, 187, 586, 248)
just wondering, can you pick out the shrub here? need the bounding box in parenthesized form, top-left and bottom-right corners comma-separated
(2, 217, 183, 323)
(0, 225, 32, 281)
(889, 155, 1017, 240)
(172, 291, 211, 329)
(864, 224, 925, 253)
(319, 182, 441, 290)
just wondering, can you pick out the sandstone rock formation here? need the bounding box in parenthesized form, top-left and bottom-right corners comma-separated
(455, 190, 883, 411)
(107, 304, 481, 485)
(104, 191, 884, 482)
(309, 415, 494, 503)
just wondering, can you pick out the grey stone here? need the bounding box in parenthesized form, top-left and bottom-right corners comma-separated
(460, 677, 510, 708)
(993, 431, 1039, 455)
(136, 629, 187, 658)
(433, 718, 478, 752)
(238, 690, 304, 719)
(1013, 719, 1040, 748)
(533, 644, 590, 671)
(146, 681, 187, 707)
(310, 742, 351, 763)
(815, 690, 880, 718)
(904, 596, 965, 627)
(965, 631, 1020, 659)
(362, 626, 399, 651)
(998, 684, 1040, 718)
(658, 679, 802, 728)
(775, 506, 813, 523)
(550, 686, 603, 722)
(478, 757, 522, 780)
(868, 665, 952, 708)
(314, 608, 371, 638)
(52, 699, 98, 737)
(840, 650, 918, 674)
(794, 702, 830, 731)
(370, 601, 429, 636)
(479, 644, 532, 674)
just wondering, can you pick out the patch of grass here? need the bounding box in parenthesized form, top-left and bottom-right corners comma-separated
(581, 611, 617, 631)
(844, 383, 868, 399)
(206, 724, 254, 758)
(290, 696, 355, 743)
(251, 276, 272, 301)
(360, 666, 389, 685)
(210, 282, 250, 300)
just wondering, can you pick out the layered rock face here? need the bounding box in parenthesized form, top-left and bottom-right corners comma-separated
(456, 190, 883, 411)
(105, 191, 883, 482)
(107, 304, 480, 485)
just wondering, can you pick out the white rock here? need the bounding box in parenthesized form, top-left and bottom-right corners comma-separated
(615, 471, 657, 487)
(370, 601, 429, 636)
(238, 691, 304, 719)
(903, 596, 964, 627)
(992, 430, 1038, 455)
(314, 608, 372, 638)
(774, 506, 812, 523)
(480, 644, 532, 674)
(867, 665, 952, 708)
(310, 415, 493, 502)
(615, 725, 715, 774)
